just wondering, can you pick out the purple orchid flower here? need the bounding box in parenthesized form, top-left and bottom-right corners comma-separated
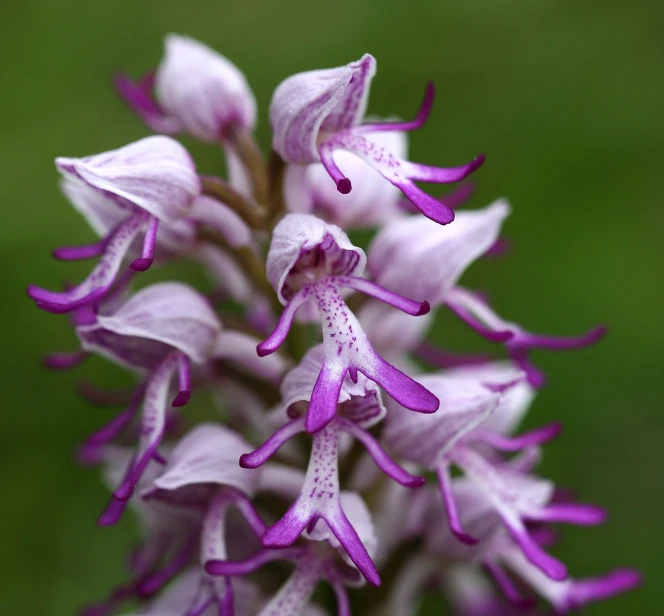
(116, 34, 256, 143)
(82, 445, 203, 616)
(27, 136, 200, 313)
(383, 365, 608, 581)
(257, 213, 439, 433)
(369, 200, 606, 386)
(486, 533, 642, 614)
(85, 424, 266, 615)
(381, 483, 639, 615)
(269, 54, 484, 225)
(40, 281, 285, 523)
(206, 491, 377, 615)
(238, 344, 424, 586)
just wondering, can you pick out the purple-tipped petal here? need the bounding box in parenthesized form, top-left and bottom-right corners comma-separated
(281, 345, 386, 429)
(323, 131, 484, 225)
(261, 505, 311, 548)
(355, 81, 435, 134)
(239, 417, 307, 469)
(567, 569, 642, 608)
(324, 508, 380, 586)
(360, 351, 439, 414)
(518, 325, 607, 351)
(472, 422, 562, 451)
(52, 238, 107, 261)
(436, 462, 478, 546)
(28, 213, 147, 313)
(98, 496, 130, 526)
(340, 276, 429, 316)
(114, 72, 181, 134)
(109, 353, 180, 511)
(527, 503, 608, 526)
(171, 353, 191, 407)
(338, 419, 425, 488)
(257, 288, 311, 356)
(446, 300, 514, 342)
(205, 546, 304, 577)
(130, 216, 159, 271)
(503, 518, 568, 581)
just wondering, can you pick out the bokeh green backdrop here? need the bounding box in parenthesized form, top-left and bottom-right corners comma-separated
(1, 1, 662, 614)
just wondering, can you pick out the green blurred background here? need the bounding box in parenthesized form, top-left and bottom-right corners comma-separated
(1, 1, 662, 614)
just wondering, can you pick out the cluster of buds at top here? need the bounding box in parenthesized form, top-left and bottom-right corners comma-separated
(30, 35, 639, 616)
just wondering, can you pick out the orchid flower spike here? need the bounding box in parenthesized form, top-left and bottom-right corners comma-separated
(270, 54, 484, 225)
(370, 200, 606, 386)
(206, 491, 378, 614)
(117, 34, 257, 142)
(258, 213, 439, 433)
(237, 345, 424, 585)
(27, 136, 200, 313)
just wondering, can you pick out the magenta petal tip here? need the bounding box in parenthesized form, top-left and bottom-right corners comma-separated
(204, 559, 224, 576)
(453, 529, 479, 546)
(337, 178, 352, 194)
(416, 300, 430, 316)
(97, 497, 128, 526)
(130, 257, 154, 271)
(171, 390, 191, 407)
(238, 453, 258, 469)
(468, 153, 486, 173)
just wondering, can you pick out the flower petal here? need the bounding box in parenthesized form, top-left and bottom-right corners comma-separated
(94, 282, 222, 364)
(155, 34, 256, 141)
(55, 136, 200, 224)
(369, 200, 510, 305)
(270, 54, 375, 163)
(149, 423, 258, 497)
(266, 214, 366, 304)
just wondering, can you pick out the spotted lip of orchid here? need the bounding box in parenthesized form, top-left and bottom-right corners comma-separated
(235, 345, 424, 587)
(259, 213, 438, 434)
(269, 53, 485, 224)
(205, 491, 378, 613)
(26, 136, 201, 313)
(283, 129, 407, 229)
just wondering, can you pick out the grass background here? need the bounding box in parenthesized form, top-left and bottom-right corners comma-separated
(0, 1, 662, 614)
